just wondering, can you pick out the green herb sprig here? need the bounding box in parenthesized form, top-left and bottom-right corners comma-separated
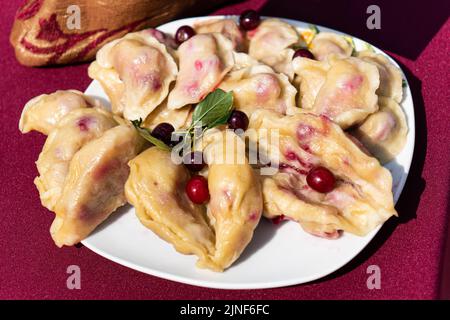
(131, 89, 234, 150)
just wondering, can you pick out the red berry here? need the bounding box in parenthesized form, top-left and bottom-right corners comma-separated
(183, 151, 206, 172)
(306, 166, 335, 193)
(151, 122, 174, 146)
(293, 48, 315, 60)
(175, 25, 196, 45)
(239, 10, 260, 31)
(227, 110, 249, 131)
(186, 175, 210, 204)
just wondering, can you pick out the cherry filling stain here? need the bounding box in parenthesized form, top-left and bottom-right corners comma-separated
(194, 60, 203, 71)
(271, 215, 285, 225)
(343, 75, 364, 91)
(76, 116, 94, 132)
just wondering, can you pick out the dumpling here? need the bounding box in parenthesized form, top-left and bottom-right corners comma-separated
(357, 50, 403, 102)
(351, 97, 408, 163)
(249, 110, 397, 238)
(219, 53, 298, 117)
(200, 130, 263, 269)
(167, 33, 234, 109)
(292, 57, 330, 109)
(309, 32, 352, 61)
(310, 55, 380, 128)
(34, 108, 117, 211)
(19, 90, 93, 135)
(143, 100, 192, 130)
(88, 30, 177, 120)
(194, 19, 245, 51)
(247, 18, 300, 79)
(126, 130, 263, 271)
(51, 125, 145, 247)
(125, 147, 218, 270)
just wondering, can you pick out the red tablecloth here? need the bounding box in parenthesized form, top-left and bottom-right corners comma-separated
(1, 0, 449, 300)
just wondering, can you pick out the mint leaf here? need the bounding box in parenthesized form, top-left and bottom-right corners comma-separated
(191, 89, 234, 130)
(131, 119, 170, 151)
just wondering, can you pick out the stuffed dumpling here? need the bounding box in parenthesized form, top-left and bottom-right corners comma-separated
(125, 147, 218, 270)
(34, 108, 117, 211)
(247, 18, 299, 79)
(219, 53, 298, 117)
(200, 130, 263, 269)
(167, 33, 234, 109)
(307, 55, 380, 128)
(309, 32, 352, 61)
(19, 90, 93, 135)
(194, 19, 245, 51)
(357, 50, 403, 102)
(249, 110, 397, 238)
(51, 125, 145, 247)
(351, 97, 408, 163)
(88, 30, 177, 120)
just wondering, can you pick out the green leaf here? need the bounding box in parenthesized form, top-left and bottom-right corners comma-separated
(308, 24, 320, 34)
(190, 89, 234, 130)
(131, 119, 170, 151)
(402, 79, 407, 88)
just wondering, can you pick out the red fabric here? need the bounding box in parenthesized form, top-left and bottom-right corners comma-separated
(1, 0, 449, 300)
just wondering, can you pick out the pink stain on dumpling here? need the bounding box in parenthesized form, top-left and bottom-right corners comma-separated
(246, 28, 259, 38)
(309, 229, 341, 239)
(92, 159, 121, 180)
(249, 210, 261, 222)
(138, 72, 162, 91)
(373, 112, 396, 141)
(342, 75, 363, 91)
(76, 116, 95, 132)
(145, 28, 165, 42)
(255, 74, 279, 103)
(194, 60, 203, 71)
(296, 123, 316, 141)
(185, 81, 200, 98)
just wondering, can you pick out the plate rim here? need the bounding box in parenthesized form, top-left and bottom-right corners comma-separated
(81, 15, 416, 290)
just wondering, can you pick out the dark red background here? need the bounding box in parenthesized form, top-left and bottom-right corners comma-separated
(1, 0, 449, 299)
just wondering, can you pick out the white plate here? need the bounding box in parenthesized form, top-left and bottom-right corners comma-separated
(82, 16, 415, 289)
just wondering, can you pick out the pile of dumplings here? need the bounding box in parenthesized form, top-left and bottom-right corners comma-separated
(19, 17, 407, 271)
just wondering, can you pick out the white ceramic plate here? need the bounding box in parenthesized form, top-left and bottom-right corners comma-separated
(82, 16, 415, 289)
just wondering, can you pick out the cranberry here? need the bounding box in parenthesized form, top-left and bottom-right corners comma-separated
(175, 25, 196, 45)
(239, 10, 261, 31)
(186, 175, 210, 204)
(151, 122, 174, 146)
(227, 110, 249, 131)
(306, 166, 335, 193)
(293, 48, 315, 60)
(183, 151, 206, 172)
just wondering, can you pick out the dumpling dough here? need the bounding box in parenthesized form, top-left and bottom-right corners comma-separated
(247, 18, 299, 79)
(357, 50, 403, 102)
(310, 55, 380, 128)
(167, 33, 234, 109)
(310, 32, 352, 61)
(19, 90, 92, 135)
(219, 53, 298, 117)
(35, 108, 117, 211)
(351, 97, 407, 163)
(249, 110, 397, 238)
(292, 57, 330, 109)
(51, 125, 145, 247)
(143, 100, 192, 130)
(88, 30, 177, 120)
(125, 147, 218, 270)
(200, 130, 263, 270)
(194, 19, 245, 51)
